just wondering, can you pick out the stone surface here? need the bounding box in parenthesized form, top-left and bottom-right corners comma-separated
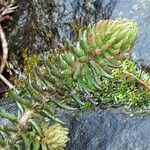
(7, 0, 150, 68)
(7, 0, 117, 68)
(1, 101, 150, 149)
(112, 0, 150, 68)
(58, 108, 150, 150)
(0, 100, 17, 127)
(1, 0, 150, 149)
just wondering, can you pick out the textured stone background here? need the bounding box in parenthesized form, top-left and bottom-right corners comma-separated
(7, 0, 117, 68)
(112, 0, 150, 68)
(1, 0, 150, 149)
(7, 0, 150, 68)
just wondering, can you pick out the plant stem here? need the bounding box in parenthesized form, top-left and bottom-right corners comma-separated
(123, 70, 150, 92)
(0, 24, 8, 74)
(0, 73, 14, 89)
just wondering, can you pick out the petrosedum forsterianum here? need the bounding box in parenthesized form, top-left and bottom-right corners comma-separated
(0, 19, 138, 150)
(41, 123, 69, 150)
(25, 19, 138, 106)
(8, 19, 138, 110)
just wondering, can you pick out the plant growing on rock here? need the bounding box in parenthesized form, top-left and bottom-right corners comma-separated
(99, 59, 150, 106)
(0, 19, 138, 149)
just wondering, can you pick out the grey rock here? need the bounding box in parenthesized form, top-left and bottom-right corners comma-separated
(8, 0, 150, 68)
(112, 0, 150, 68)
(1, 0, 150, 149)
(1, 101, 150, 149)
(7, 0, 117, 68)
(0, 100, 17, 127)
(58, 108, 150, 150)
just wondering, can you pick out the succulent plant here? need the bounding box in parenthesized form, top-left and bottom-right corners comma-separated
(28, 19, 138, 106)
(42, 123, 69, 150)
(0, 19, 138, 149)
(0, 106, 69, 150)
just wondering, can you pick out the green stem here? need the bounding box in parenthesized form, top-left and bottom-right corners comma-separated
(0, 107, 17, 123)
(8, 90, 32, 108)
(48, 98, 77, 111)
(41, 110, 64, 124)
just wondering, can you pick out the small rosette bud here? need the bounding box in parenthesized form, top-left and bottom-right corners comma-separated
(42, 123, 69, 150)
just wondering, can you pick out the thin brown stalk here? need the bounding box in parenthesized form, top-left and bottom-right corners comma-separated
(0, 23, 8, 74)
(0, 3, 18, 74)
(0, 73, 13, 89)
(123, 70, 150, 92)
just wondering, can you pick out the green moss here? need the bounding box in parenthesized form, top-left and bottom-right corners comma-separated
(80, 102, 94, 111)
(98, 59, 150, 107)
(0, 18, 142, 149)
(23, 48, 43, 77)
(71, 20, 85, 40)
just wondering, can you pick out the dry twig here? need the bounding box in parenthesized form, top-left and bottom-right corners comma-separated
(123, 70, 150, 92)
(0, 73, 13, 88)
(0, 23, 8, 74)
(0, 2, 18, 91)
(0, 2, 17, 76)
